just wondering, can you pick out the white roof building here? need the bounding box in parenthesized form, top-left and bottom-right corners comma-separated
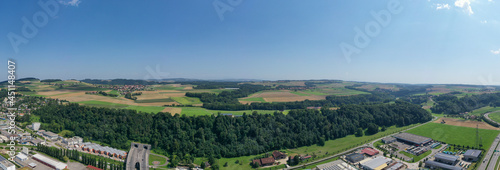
(32, 154, 67, 170)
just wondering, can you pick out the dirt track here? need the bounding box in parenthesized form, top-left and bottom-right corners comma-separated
(433, 117, 499, 130)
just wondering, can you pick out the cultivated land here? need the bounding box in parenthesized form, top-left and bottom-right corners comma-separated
(433, 117, 499, 130)
(488, 112, 500, 124)
(406, 123, 500, 151)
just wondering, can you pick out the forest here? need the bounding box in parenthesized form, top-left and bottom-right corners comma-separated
(28, 100, 431, 161)
(431, 92, 500, 114)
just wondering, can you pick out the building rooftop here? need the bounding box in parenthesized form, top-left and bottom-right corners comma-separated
(464, 150, 482, 157)
(33, 154, 67, 170)
(394, 133, 432, 145)
(425, 160, 462, 170)
(361, 157, 392, 169)
(43, 131, 59, 137)
(435, 153, 460, 162)
(346, 153, 364, 162)
(361, 148, 379, 156)
(386, 162, 405, 170)
(260, 157, 275, 165)
(316, 160, 356, 170)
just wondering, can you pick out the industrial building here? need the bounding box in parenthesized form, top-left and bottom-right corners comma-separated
(32, 154, 67, 170)
(361, 148, 379, 156)
(385, 162, 405, 170)
(62, 136, 83, 145)
(81, 142, 128, 159)
(393, 133, 432, 146)
(434, 153, 459, 165)
(382, 137, 396, 144)
(346, 153, 365, 163)
(0, 155, 15, 170)
(16, 153, 28, 161)
(424, 160, 462, 170)
(42, 131, 60, 140)
(360, 156, 392, 170)
(463, 150, 481, 162)
(316, 160, 356, 170)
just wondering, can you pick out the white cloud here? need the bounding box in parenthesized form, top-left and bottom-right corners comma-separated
(489, 0, 493, 2)
(59, 0, 81, 7)
(436, 3, 451, 10)
(454, 0, 474, 15)
(492, 49, 500, 55)
(480, 20, 488, 24)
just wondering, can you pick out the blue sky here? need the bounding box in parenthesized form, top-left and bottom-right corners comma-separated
(1, 0, 500, 85)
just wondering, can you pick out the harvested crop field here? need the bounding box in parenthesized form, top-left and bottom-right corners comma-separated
(47, 92, 179, 106)
(162, 107, 182, 115)
(433, 117, 499, 130)
(135, 90, 185, 100)
(242, 90, 326, 102)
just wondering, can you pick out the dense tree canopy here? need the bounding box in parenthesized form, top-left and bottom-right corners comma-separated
(431, 93, 500, 114)
(33, 100, 431, 159)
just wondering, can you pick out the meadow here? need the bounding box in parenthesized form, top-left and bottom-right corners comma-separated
(406, 123, 500, 151)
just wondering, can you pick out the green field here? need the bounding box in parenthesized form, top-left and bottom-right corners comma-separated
(77, 100, 129, 109)
(154, 85, 186, 90)
(239, 97, 267, 102)
(471, 106, 500, 116)
(287, 124, 419, 156)
(135, 98, 175, 103)
(488, 112, 500, 123)
(290, 91, 311, 96)
(149, 154, 167, 166)
(406, 123, 500, 150)
(76, 100, 165, 113)
(399, 150, 431, 163)
(108, 90, 120, 96)
(171, 97, 203, 105)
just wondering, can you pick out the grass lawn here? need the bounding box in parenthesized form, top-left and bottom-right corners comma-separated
(77, 100, 129, 109)
(125, 106, 165, 113)
(239, 97, 267, 102)
(471, 106, 500, 116)
(57, 130, 74, 137)
(171, 97, 203, 105)
(135, 98, 176, 103)
(406, 123, 500, 151)
(399, 150, 431, 163)
(149, 154, 167, 165)
(108, 90, 120, 96)
(154, 85, 186, 90)
(488, 112, 500, 123)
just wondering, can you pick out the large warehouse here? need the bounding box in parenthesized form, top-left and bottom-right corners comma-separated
(32, 154, 67, 170)
(394, 133, 432, 146)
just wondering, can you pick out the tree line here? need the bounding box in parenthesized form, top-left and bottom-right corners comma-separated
(431, 92, 500, 114)
(32, 100, 431, 162)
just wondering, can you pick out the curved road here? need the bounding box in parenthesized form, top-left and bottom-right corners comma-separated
(150, 153, 169, 167)
(286, 116, 438, 170)
(479, 111, 500, 170)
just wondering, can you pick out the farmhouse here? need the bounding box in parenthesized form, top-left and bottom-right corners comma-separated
(382, 137, 396, 144)
(360, 156, 392, 170)
(346, 153, 365, 163)
(424, 160, 462, 170)
(463, 149, 482, 162)
(434, 153, 459, 165)
(272, 151, 286, 160)
(252, 157, 275, 166)
(361, 148, 379, 156)
(393, 133, 432, 146)
(316, 160, 356, 170)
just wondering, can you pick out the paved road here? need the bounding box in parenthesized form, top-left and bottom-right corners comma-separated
(286, 116, 438, 170)
(479, 111, 500, 170)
